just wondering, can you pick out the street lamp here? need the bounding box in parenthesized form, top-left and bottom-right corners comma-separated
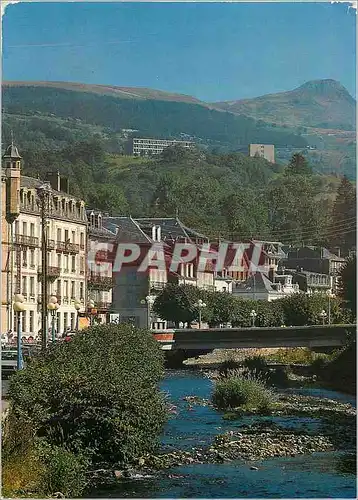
(13, 294, 26, 370)
(141, 295, 155, 329)
(320, 310, 327, 325)
(87, 299, 96, 326)
(250, 309, 257, 328)
(74, 300, 82, 330)
(47, 296, 59, 342)
(36, 182, 52, 351)
(194, 299, 207, 329)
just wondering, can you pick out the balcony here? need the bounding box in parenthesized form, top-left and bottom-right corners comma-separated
(14, 234, 39, 247)
(95, 250, 112, 262)
(87, 273, 114, 291)
(56, 241, 80, 254)
(38, 266, 61, 280)
(150, 281, 167, 291)
(96, 301, 112, 312)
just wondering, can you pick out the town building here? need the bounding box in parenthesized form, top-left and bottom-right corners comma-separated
(232, 270, 300, 302)
(87, 209, 115, 324)
(103, 216, 216, 329)
(1, 143, 88, 338)
(282, 268, 333, 295)
(283, 246, 346, 292)
(249, 144, 275, 163)
(130, 137, 194, 156)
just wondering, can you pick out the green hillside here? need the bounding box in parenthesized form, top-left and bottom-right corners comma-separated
(2, 83, 307, 152)
(212, 79, 356, 130)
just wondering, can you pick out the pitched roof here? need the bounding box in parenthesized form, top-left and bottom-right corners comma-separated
(3, 143, 22, 159)
(103, 217, 152, 243)
(20, 176, 81, 201)
(134, 217, 209, 242)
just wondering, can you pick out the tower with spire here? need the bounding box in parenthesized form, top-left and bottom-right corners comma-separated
(2, 135, 22, 223)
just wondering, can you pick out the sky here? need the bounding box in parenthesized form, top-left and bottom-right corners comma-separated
(2, 1, 356, 102)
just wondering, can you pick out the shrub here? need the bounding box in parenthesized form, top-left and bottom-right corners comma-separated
(7, 323, 168, 468)
(212, 375, 274, 412)
(218, 358, 241, 378)
(242, 355, 268, 373)
(38, 442, 89, 497)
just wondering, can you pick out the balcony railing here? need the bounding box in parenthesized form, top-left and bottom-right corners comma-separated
(38, 266, 61, 280)
(87, 273, 114, 290)
(96, 301, 112, 311)
(14, 234, 39, 247)
(56, 241, 80, 254)
(150, 281, 167, 291)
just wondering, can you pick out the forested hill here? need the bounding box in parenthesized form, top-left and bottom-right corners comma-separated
(2, 84, 307, 151)
(11, 136, 355, 253)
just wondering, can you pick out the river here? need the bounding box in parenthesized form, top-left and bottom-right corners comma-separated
(90, 369, 356, 498)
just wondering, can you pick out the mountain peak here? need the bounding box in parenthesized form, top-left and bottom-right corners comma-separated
(296, 79, 353, 99)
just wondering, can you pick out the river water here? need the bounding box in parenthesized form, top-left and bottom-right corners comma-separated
(91, 370, 356, 498)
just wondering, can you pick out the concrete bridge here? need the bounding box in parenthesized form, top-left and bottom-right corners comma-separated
(153, 324, 356, 351)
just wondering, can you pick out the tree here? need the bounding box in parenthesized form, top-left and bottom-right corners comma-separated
(7, 324, 167, 466)
(153, 283, 201, 327)
(87, 184, 129, 215)
(204, 291, 238, 327)
(285, 153, 312, 176)
(338, 256, 356, 317)
(329, 176, 356, 254)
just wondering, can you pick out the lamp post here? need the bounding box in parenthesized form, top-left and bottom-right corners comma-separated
(320, 310, 327, 325)
(327, 274, 334, 325)
(141, 295, 155, 329)
(47, 296, 59, 342)
(250, 309, 257, 328)
(36, 182, 51, 351)
(87, 299, 96, 326)
(74, 300, 82, 330)
(13, 294, 26, 370)
(194, 299, 207, 329)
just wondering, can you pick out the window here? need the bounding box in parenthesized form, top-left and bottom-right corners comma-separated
(15, 220, 19, 235)
(47, 251, 51, 266)
(22, 276, 27, 295)
(57, 228, 61, 242)
(30, 277, 35, 296)
(80, 282, 84, 300)
(64, 255, 69, 272)
(80, 233, 84, 249)
(65, 230, 69, 242)
(22, 312, 27, 333)
(56, 280, 61, 298)
(64, 312, 69, 331)
(22, 222, 27, 235)
(80, 257, 85, 274)
(29, 311, 34, 333)
(71, 313, 76, 330)
(57, 253, 61, 270)
(71, 281, 75, 299)
(64, 280, 69, 300)
(22, 249, 27, 267)
(30, 223, 35, 237)
(72, 231, 76, 243)
(30, 249, 35, 268)
(72, 255, 76, 272)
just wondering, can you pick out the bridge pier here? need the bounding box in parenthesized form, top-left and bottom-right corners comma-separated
(164, 349, 213, 369)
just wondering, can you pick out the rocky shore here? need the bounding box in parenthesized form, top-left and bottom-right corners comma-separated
(87, 390, 356, 489)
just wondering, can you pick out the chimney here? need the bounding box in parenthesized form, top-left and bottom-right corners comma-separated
(60, 176, 70, 194)
(46, 171, 60, 191)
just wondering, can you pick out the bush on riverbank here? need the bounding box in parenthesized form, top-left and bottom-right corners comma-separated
(212, 374, 274, 412)
(3, 324, 168, 497)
